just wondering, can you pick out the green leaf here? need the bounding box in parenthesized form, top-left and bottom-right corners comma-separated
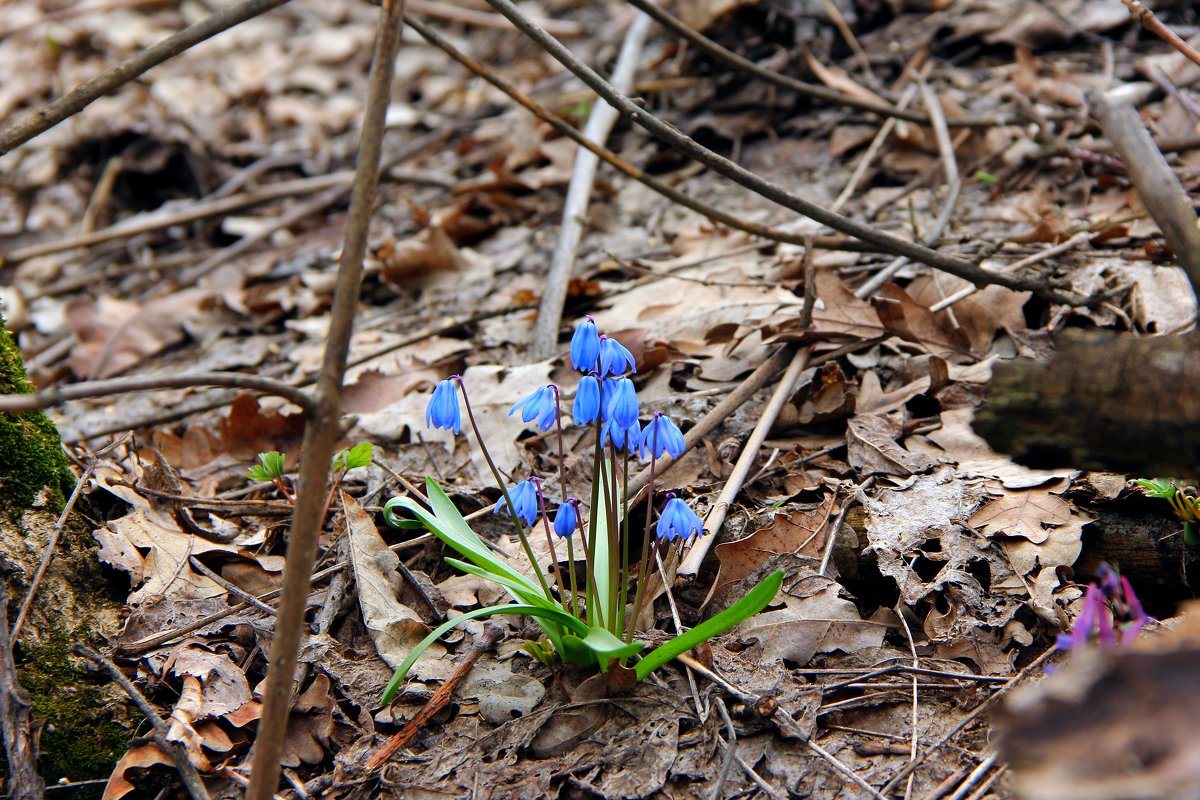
(249, 451, 285, 481)
(590, 458, 620, 628)
(333, 441, 374, 472)
(577, 625, 643, 663)
(1133, 478, 1176, 499)
(633, 570, 784, 681)
(973, 170, 997, 184)
(379, 603, 587, 704)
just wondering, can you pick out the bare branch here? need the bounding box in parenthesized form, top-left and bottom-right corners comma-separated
(0, 372, 315, 415)
(480, 0, 1078, 300)
(245, 1, 406, 798)
(0, 0, 294, 156)
(0, 590, 42, 800)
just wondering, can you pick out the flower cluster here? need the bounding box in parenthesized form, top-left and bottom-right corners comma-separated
(424, 317, 700, 542)
(1056, 562, 1150, 653)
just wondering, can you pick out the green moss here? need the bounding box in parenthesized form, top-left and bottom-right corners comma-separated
(0, 309, 75, 511)
(16, 624, 129, 789)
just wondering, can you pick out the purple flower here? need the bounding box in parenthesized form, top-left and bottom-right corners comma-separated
(425, 378, 461, 434)
(1056, 562, 1151, 653)
(657, 493, 704, 541)
(570, 317, 601, 372)
(598, 335, 637, 377)
(553, 498, 580, 538)
(493, 479, 539, 526)
(639, 412, 686, 460)
(509, 385, 558, 431)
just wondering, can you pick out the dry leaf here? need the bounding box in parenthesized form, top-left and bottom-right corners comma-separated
(846, 414, 941, 477)
(171, 646, 253, 719)
(713, 493, 836, 597)
(871, 283, 974, 362)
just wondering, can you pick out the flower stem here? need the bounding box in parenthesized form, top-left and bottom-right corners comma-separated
(533, 478, 570, 615)
(551, 389, 580, 617)
(626, 426, 659, 643)
(586, 417, 606, 629)
(455, 377, 553, 600)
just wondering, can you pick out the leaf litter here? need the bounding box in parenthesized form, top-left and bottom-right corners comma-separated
(4, 0, 1200, 796)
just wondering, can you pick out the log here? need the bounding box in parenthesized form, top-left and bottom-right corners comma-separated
(973, 330, 1200, 476)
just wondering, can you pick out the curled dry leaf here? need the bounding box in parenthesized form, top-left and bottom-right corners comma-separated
(713, 492, 836, 598)
(846, 414, 942, 477)
(343, 493, 451, 681)
(171, 645, 253, 719)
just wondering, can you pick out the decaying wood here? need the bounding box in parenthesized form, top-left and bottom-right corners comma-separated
(974, 331, 1200, 475)
(0, 590, 44, 800)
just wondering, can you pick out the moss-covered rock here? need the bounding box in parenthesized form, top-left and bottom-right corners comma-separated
(1, 310, 131, 793)
(0, 310, 74, 511)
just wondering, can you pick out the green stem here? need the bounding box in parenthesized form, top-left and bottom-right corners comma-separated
(626, 426, 659, 643)
(618, 451, 631, 636)
(586, 417, 605, 629)
(533, 478, 571, 615)
(456, 377, 553, 600)
(606, 440, 620, 633)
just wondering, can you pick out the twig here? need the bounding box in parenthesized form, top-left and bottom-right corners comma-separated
(854, 77, 962, 299)
(11, 437, 126, 641)
(806, 739, 890, 800)
(73, 645, 212, 800)
(0, 0, 293, 155)
(677, 348, 810, 580)
(405, 15, 877, 255)
(879, 646, 1055, 795)
(245, 3, 405, 797)
(483, 0, 1075, 300)
(620, 0, 998, 128)
(711, 698, 739, 800)
(1121, 0, 1200, 69)
(365, 624, 503, 770)
(0, 371, 315, 415)
(116, 534, 432, 656)
(1088, 89, 1200, 298)
(187, 558, 278, 616)
(0, 589, 43, 800)
(2, 173, 349, 265)
(407, 0, 580, 36)
(532, 11, 652, 359)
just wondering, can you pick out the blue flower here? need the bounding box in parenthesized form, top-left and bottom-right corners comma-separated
(573, 375, 600, 426)
(639, 412, 685, 460)
(553, 499, 579, 538)
(570, 316, 601, 372)
(598, 335, 637, 377)
(605, 377, 639, 430)
(657, 494, 704, 540)
(493, 479, 539, 525)
(601, 419, 640, 452)
(509, 385, 558, 431)
(425, 378, 461, 434)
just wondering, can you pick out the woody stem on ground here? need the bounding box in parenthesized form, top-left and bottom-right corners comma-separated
(457, 379, 554, 599)
(244, 3, 405, 800)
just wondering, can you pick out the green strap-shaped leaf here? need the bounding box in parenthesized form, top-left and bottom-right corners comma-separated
(380, 603, 589, 705)
(633, 570, 784, 681)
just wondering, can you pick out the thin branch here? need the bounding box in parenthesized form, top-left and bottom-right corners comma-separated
(481, 0, 1076, 300)
(0, 0, 294, 155)
(621, 0, 999, 129)
(677, 348, 810, 580)
(1121, 0, 1200, 69)
(73, 645, 212, 800)
(1088, 89, 1200, 298)
(245, 2, 406, 798)
(532, 11, 652, 359)
(0, 371, 315, 415)
(0, 590, 42, 800)
(405, 15, 875, 255)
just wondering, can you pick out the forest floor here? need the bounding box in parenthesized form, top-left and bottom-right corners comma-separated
(4, 0, 1200, 798)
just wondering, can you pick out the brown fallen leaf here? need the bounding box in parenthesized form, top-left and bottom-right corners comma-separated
(969, 486, 1078, 544)
(103, 742, 174, 800)
(171, 645, 253, 719)
(871, 283, 974, 362)
(219, 394, 306, 460)
(713, 492, 836, 598)
(379, 223, 468, 285)
(282, 674, 334, 767)
(846, 414, 941, 478)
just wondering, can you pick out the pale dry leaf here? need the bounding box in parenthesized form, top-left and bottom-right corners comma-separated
(171, 646, 253, 719)
(969, 488, 1077, 544)
(344, 493, 450, 681)
(913, 407, 1075, 488)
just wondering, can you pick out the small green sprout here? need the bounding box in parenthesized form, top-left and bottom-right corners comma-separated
(973, 170, 997, 184)
(332, 442, 374, 472)
(247, 451, 286, 483)
(1133, 478, 1199, 545)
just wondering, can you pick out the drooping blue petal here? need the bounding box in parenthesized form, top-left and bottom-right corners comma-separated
(570, 317, 601, 372)
(656, 494, 705, 540)
(553, 499, 579, 538)
(639, 412, 686, 460)
(493, 479, 539, 526)
(509, 385, 558, 431)
(598, 335, 637, 377)
(573, 375, 600, 426)
(601, 419, 640, 453)
(425, 379, 462, 434)
(606, 377, 639, 430)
